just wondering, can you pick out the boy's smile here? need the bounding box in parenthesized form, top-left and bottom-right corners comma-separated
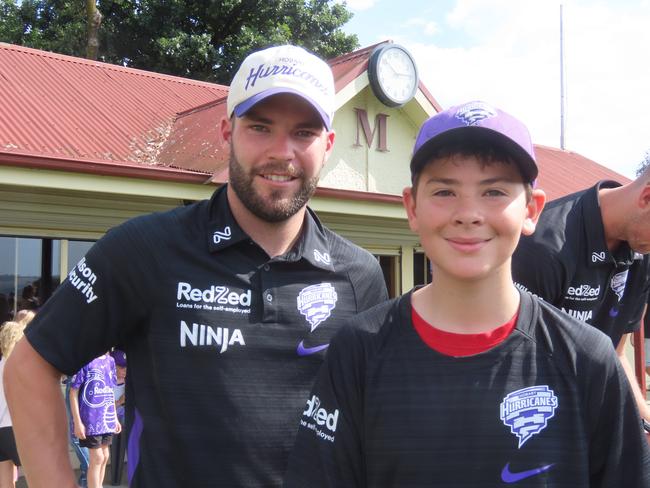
(404, 154, 543, 284)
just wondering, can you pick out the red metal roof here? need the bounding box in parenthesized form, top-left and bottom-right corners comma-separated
(534, 145, 631, 200)
(0, 42, 227, 167)
(0, 42, 631, 200)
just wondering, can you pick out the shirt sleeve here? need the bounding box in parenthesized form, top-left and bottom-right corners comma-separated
(582, 334, 650, 486)
(284, 326, 366, 488)
(69, 365, 87, 390)
(511, 237, 567, 305)
(25, 220, 151, 375)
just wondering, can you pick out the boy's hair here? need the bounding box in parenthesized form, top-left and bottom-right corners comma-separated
(411, 139, 534, 202)
(410, 101, 538, 188)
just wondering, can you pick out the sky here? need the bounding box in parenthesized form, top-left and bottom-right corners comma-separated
(339, 0, 650, 179)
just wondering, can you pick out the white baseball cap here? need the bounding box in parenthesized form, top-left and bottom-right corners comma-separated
(226, 45, 335, 130)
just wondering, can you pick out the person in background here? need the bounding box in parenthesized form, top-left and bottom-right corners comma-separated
(69, 353, 121, 488)
(109, 349, 126, 486)
(0, 321, 26, 488)
(64, 375, 89, 488)
(511, 168, 650, 423)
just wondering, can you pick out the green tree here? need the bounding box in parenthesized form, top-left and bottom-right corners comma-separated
(0, 0, 358, 83)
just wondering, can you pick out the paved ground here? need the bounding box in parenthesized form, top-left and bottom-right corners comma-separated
(16, 465, 128, 487)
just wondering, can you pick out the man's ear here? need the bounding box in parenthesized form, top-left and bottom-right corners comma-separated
(220, 117, 233, 144)
(522, 188, 547, 236)
(403, 186, 419, 233)
(323, 130, 336, 164)
(637, 181, 650, 210)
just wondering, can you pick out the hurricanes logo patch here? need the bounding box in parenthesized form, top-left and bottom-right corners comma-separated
(455, 101, 497, 126)
(212, 226, 232, 244)
(500, 386, 558, 448)
(297, 283, 338, 331)
(610, 269, 629, 301)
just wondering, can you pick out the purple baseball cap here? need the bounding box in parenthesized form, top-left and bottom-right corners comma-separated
(111, 349, 127, 367)
(411, 101, 538, 183)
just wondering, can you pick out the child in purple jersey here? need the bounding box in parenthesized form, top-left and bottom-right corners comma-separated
(70, 353, 121, 488)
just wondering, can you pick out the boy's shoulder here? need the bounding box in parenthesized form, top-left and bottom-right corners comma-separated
(331, 294, 408, 351)
(523, 293, 616, 367)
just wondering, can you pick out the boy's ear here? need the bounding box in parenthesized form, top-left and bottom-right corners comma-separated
(521, 188, 547, 236)
(402, 186, 419, 233)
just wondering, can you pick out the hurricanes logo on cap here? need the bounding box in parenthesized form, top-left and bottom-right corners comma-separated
(500, 385, 558, 448)
(455, 101, 497, 126)
(297, 283, 338, 331)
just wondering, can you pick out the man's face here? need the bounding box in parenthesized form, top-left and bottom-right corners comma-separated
(223, 93, 335, 223)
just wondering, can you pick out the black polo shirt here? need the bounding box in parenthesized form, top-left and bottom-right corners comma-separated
(512, 180, 650, 346)
(26, 185, 388, 487)
(284, 291, 650, 487)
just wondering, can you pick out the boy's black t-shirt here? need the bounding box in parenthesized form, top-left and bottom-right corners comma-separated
(512, 181, 650, 346)
(284, 291, 650, 487)
(25, 186, 388, 487)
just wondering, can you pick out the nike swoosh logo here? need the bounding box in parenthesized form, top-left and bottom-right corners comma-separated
(296, 340, 329, 356)
(501, 462, 554, 483)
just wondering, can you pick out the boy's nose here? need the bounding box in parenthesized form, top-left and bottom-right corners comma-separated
(453, 199, 484, 225)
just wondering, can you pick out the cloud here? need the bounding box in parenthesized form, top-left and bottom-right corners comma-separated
(396, 0, 650, 178)
(404, 18, 440, 36)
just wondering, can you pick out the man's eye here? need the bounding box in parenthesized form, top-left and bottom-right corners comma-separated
(484, 189, 506, 197)
(296, 129, 318, 138)
(432, 189, 454, 197)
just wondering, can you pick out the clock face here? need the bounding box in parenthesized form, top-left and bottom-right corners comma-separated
(369, 44, 419, 107)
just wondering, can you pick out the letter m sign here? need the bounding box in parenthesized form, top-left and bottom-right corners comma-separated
(354, 108, 389, 152)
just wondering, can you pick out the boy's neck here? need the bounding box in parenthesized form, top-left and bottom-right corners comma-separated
(412, 273, 520, 334)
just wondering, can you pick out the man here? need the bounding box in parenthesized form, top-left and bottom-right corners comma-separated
(4, 45, 388, 487)
(512, 172, 650, 421)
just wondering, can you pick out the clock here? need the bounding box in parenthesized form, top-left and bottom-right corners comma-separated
(367, 43, 419, 107)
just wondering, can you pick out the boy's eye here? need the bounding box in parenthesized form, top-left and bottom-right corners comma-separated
(432, 189, 455, 197)
(484, 189, 507, 197)
(249, 124, 269, 132)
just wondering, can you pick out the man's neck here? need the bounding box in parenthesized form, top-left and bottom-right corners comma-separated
(227, 188, 306, 258)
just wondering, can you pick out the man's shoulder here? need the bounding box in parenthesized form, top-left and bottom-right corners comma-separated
(533, 297, 615, 363)
(107, 199, 209, 247)
(321, 225, 381, 270)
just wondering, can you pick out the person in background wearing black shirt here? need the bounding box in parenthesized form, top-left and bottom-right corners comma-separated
(284, 101, 650, 487)
(512, 168, 650, 422)
(4, 45, 387, 488)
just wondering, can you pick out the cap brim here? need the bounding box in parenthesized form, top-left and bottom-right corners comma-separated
(233, 88, 332, 130)
(410, 126, 538, 183)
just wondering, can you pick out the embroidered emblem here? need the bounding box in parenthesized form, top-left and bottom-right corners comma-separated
(455, 101, 497, 126)
(591, 251, 606, 263)
(212, 226, 232, 244)
(313, 249, 331, 265)
(610, 269, 629, 301)
(500, 386, 558, 448)
(297, 283, 338, 332)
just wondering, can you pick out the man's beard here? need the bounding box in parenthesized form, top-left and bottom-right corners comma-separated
(228, 151, 320, 223)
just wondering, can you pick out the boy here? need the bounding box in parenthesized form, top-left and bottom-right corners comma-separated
(284, 101, 650, 487)
(69, 353, 121, 488)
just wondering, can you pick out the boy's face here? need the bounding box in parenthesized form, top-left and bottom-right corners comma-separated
(403, 154, 545, 283)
